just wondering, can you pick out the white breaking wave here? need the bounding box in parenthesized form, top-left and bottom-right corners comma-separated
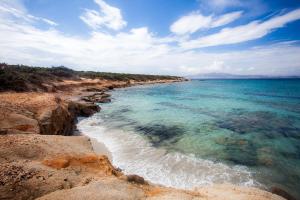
(77, 116, 260, 189)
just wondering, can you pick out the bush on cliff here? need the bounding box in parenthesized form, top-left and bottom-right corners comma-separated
(0, 63, 181, 92)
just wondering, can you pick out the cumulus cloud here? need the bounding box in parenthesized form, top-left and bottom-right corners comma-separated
(181, 8, 300, 49)
(170, 11, 242, 35)
(0, 0, 300, 76)
(80, 0, 127, 30)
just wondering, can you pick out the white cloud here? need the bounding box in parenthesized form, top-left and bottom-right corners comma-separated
(170, 11, 242, 35)
(80, 0, 126, 30)
(0, 1, 57, 26)
(181, 8, 300, 49)
(170, 12, 212, 35)
(0, 1, 300, 76)
(211, 11, 242, 27)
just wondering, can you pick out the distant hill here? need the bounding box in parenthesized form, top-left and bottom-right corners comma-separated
(0, 63, 182, 92)
(187, 73, 300, 79)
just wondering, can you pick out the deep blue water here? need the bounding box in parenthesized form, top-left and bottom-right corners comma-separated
(78, 79, 300, 198)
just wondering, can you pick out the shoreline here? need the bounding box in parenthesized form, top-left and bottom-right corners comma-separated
(79, 80, 188, 162)
(0, 78, 289, 200)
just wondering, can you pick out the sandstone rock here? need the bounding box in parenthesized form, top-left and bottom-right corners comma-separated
(80, 93, 111, 104)
(37, 178, 145, 200)
(68, 101, 100, 117)
(0, 134, 115, 200)
(38, 104, 74, 136)
(0, 113, 39, 134)
(84, 87, 105, 92)
(78, 103, 100, 116)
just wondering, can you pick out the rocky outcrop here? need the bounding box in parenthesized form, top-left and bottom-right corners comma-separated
(38, 102, 74, 136)
(80, 92, 112, 104)
(38, 100, 100, 135)
(0, 93, 100, 136)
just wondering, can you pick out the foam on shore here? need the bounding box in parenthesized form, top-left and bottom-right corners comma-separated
(89, 137, 113, 161)
(77, 116, 261, 190)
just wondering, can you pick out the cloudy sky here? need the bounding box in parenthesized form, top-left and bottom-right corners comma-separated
(1, 0, 300, 75)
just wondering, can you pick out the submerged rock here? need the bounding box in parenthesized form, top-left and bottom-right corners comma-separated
(271, 187, 297, 200)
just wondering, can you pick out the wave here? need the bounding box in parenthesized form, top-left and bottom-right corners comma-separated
(77, 115, 261, 189)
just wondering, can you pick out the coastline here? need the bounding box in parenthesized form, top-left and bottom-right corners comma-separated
(0, 78, 288, 200)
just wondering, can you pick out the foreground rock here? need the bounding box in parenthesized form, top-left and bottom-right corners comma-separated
(0, 134, 122, 200)
(0, 133, 286, 200)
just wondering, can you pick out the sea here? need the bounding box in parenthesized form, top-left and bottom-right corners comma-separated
(77, 79, 300, 198)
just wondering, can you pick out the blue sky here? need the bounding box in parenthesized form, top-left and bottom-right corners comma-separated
(0, 0, 300, 75)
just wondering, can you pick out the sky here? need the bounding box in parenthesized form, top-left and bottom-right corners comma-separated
(0, 0, 300, 76)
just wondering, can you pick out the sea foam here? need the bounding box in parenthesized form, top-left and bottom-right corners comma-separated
(77, 116, 260, 189)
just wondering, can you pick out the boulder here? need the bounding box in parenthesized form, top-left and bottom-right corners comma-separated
(97, 98, 111, 103)
(38, 104, 74, 136)
(68, 101, 100, 117)
(126, 174, 147, 185)
(80, 93, 111, 104)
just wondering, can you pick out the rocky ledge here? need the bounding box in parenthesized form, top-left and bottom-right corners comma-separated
(0, 79, 290, 200)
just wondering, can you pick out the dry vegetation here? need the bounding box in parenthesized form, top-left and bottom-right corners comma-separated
(0, 63, 182, 92)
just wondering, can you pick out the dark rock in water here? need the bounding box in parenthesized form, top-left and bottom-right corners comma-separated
(126, 174, 147, 185)
(216, 110, 298, 139)
(271, 187, 297, 200)
(223, 139, 258, 166)
(98, 98, 111, 103)
(135, 124, 184, 146)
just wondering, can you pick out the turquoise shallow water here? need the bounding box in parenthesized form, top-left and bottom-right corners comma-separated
(78, 79, 300, 198)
